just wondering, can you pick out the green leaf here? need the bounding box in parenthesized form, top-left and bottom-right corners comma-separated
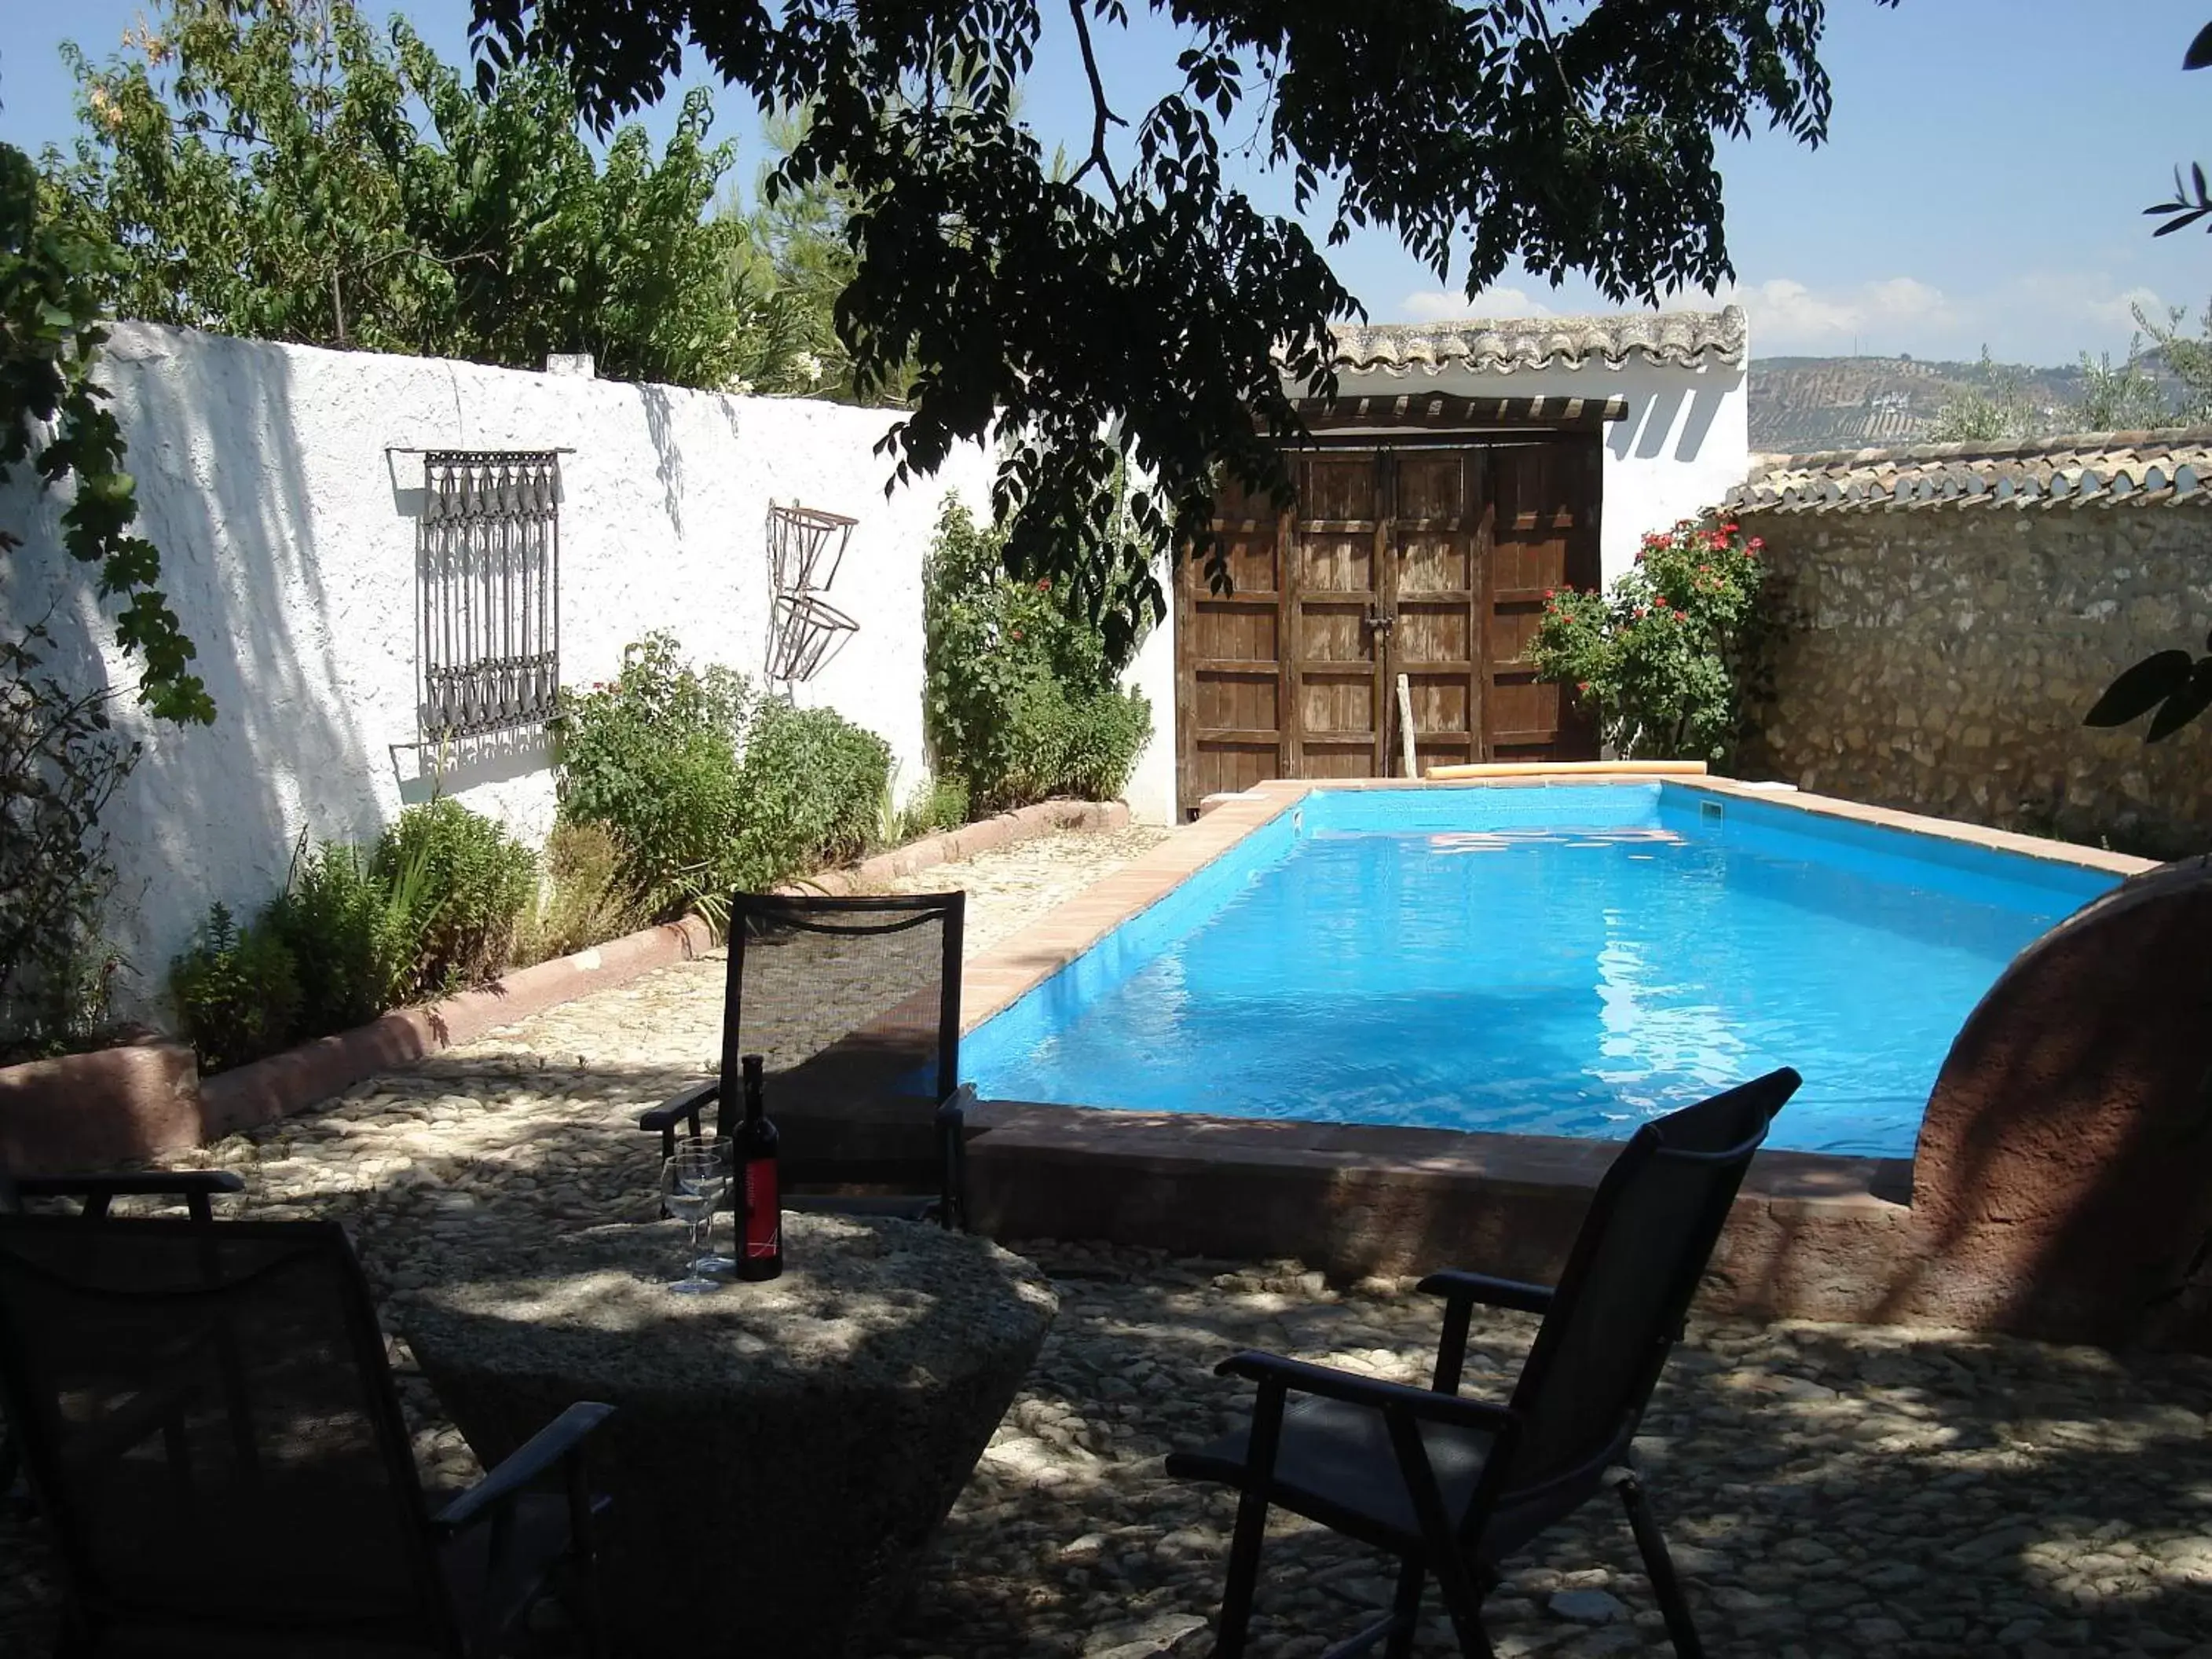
(2084, 650, 2196, 727)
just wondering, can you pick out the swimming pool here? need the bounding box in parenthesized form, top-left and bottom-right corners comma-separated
(964, 783, 2122, 1157)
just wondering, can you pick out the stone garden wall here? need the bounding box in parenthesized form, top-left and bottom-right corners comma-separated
(1734, 493, 2212, 856)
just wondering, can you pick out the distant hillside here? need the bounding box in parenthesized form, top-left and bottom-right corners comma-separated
(1749, 356, 2093, 454)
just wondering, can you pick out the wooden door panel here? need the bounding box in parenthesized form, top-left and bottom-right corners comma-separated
(1394, 453, 1465, 518)
(1177, 506, 1291, 817)
(1301, 742, 1383, 780)
(1300, 454, 1379, 520)
(1394, 602, 1471, 665)
(1295, 533, 1375, 594)
(1192, 596, 1278, 661)
(1190, 740, 1279, 800)
(1297, 601, 1372, 663)
(1195, 668, 1279, 732)
(1180, 436, 1596, 811)
(1385, 450, 1482, 771)
(1395, 531, 1472, 593)
(1288, 452, 1387, 782)
(1485, 440, 1601, 761)
(1301, 669, 1378, 737)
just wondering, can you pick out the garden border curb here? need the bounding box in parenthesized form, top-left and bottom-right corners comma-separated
(187, 798, 1127, 1140)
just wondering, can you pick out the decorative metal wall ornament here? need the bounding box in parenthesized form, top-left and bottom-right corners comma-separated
(417, 451, 561, 739)
(764, 502, 859, 682)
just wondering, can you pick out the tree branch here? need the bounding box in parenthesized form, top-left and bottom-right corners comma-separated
(1064, 0, 1125, 198)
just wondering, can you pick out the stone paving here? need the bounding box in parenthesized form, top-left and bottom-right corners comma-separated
(10, 822, 2212, 1657)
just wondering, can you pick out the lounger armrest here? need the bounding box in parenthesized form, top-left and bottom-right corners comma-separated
(1216, 1351, 1520, 1434)
(1415, 1270, 1555, 1317)
(15, 1170, 245, 1202)
(432, 1401, 614, 1533)
(637, 1079, 720, 1133)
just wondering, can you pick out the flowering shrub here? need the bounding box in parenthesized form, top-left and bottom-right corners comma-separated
(1529, 517, 1771, 763)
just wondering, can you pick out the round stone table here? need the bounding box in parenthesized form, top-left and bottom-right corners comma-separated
(396, 1214, 1057, 1659)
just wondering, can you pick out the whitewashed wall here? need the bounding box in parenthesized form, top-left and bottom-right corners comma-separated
(2, 323, 1058, 1011)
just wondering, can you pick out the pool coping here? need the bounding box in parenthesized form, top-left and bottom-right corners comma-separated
(954, 769, 2159, 1289)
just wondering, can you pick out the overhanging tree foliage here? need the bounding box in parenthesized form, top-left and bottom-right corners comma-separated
(470, 0, 1886, 657)
(2089, 16, 2212, 744)
(2, 142, 208, 723)
(49, 0, 753, 389)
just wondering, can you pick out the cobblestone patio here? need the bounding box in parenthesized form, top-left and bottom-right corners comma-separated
(9, 823, 2212, 1657)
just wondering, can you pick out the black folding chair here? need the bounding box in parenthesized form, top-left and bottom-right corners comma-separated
(0, 1213, 613, 1657)
(1166, 1068, 1801, 1659)
(0, 1156, 244, 1500)
(639, 892, 971, 1229)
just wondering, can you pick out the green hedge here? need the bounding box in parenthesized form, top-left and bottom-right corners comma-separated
(555, 633, 895, 924)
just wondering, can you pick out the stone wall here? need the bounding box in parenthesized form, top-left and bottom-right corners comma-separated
(1738, 503, 2212, 856)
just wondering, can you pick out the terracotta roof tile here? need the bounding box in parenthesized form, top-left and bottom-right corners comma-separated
(1728, 427, 2212, 513)
(1327, 306, 1746, 376)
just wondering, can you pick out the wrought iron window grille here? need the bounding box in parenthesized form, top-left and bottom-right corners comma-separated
(764, 502, 859, 683)
(417, 450, 562, 741)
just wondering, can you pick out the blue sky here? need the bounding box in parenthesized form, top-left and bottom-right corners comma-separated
(5, 0, 2208, 366)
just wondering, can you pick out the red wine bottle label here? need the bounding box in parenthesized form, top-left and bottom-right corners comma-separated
(743, 1159, 780, 1258)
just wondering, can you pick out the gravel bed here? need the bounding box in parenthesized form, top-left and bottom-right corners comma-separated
(10, 823, 2212, 1657)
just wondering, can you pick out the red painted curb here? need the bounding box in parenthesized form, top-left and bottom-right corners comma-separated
(188, 800, 1127, 1138)
(793, 800, 1126, 895)
(0, 1041, 202, 1176)
(198, 916, 718, 1137)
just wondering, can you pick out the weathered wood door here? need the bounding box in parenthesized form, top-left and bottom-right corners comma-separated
(1485, 441, 1603, 760)
(1176, 435, 1600, 815)
(1285, 450, 1391, 783)
(1390, 449, 1489, 778)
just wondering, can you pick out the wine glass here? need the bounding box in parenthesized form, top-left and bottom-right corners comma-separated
(680, 1135, 736, 1276)
(660, 1150, 721, 1294)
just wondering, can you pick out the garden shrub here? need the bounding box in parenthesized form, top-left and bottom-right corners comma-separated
(734, 700, 892, 882)
(170, 800, 536, 1072)
(555, 633, 752, 920)
(517, 821, 641, 963)
(921, 499, 1152, 812)
(556, 633, 901, 925)
(0, 627, 140, 1062)
(372, 798, 537, 998)
(894, 775, 969, 843)
(268, 837, 414, 1035)
(170, 903, 300, 1073)
(1529, 516, 1771, 764)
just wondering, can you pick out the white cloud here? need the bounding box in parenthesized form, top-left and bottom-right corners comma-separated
(1394, 286, 1555, 324)
(1718, 276, 1960, 355)
(2078, 284, 2167, 339)
(1377, 268, 2174, 364)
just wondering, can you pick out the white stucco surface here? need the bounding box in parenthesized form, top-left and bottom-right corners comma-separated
(3, 324, 1070, 1009)
(1120, 584, 1178, 825)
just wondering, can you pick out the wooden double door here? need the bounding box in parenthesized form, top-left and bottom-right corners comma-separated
(1175, 437, 1601, 817)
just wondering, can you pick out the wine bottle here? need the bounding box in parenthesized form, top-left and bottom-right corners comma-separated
(736, 1053, 783, 1281)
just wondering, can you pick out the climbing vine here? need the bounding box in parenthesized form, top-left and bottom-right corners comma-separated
(2, 141, 209, 724)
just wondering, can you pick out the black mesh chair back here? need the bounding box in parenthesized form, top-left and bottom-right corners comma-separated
(0, 1214, 460, 1655)
(1484, 1069, 1795, 1527)
(723, 892, 964, 1192)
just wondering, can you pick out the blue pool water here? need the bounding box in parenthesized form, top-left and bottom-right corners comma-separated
(965, 785, 2122, 1157)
